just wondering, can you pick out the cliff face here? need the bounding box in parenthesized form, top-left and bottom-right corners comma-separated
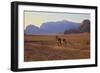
(64, 19, 90, 34)
(79, 20, 90, 32)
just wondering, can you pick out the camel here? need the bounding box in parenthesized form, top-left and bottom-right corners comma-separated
(56, 36, 66, 47)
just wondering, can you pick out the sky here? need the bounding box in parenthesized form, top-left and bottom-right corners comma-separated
(24, 11, 90, 28)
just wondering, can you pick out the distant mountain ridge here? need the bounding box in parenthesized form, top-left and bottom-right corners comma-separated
(40, 20, 80, 33)
(25, 20, 80, 35)
(24, 24, 48, 35)
(25, 20, 90, 35)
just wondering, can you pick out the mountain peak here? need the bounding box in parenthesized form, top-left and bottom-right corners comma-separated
(25, 20, 80, 35)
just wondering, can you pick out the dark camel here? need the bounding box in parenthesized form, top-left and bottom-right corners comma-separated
(56, 36, 66, 47)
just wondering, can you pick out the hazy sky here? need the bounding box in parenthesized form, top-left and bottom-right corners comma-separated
(24, 11, 90, 28)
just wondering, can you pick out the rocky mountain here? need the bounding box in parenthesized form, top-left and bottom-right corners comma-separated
(79, 19, 90, 32)
(24, 24, 47, 35)
(25, 20, 90, 35)
(40, 20, 80, 33)
(25, 20, 80, 35)
(64, 19, 90, 34)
